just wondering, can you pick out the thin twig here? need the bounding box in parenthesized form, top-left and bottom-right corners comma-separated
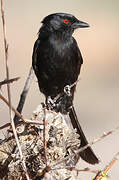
(0, 122, 11, 130)
(104, 152, 119, 174)
(94, 152, 119, 180)
(0, 77, 20, 87)
(1, 0, 10, 100)
(51, 125, 119, 167)
(0, 92, 26, 122)
(14, 66, 35, 125)
(43, 105, 47, 165)
(52, 166, 99, 174)
(73, 167, 99, 174)
(0, 92, 43, 126)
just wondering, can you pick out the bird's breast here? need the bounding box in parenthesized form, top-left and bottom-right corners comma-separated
(49, 36, 74, 57)
(35, 36, 80, 96)
(38, 36, 79, 80)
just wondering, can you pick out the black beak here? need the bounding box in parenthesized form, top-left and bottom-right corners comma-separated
(73, 20, 89, 29)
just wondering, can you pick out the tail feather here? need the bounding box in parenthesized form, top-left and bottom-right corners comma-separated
(69, 106, 99, 164)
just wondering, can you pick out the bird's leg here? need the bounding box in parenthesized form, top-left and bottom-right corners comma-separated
(64, 85, 71, 96)
(63, 85, 73, 111)
(46, 96, 56, 110)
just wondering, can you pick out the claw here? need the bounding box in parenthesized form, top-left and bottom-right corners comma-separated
(64, 85, 71, 96)
(46, 96, 56, 110)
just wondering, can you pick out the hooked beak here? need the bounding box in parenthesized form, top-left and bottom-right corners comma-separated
(73, 20, 89, 29)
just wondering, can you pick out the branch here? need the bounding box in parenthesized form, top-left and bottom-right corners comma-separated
(13, 66, 35, 125)
(65, 167, 99, 174)
(0, 77, 20, 87)
(1, 1, 30, 179)
(0, 122, 10, 130)
(104, 152, 119, 174)
(1, 0, 11, 112)
(0, 92, 43, 126)
(43, 106, 47, 165)
(94, 152, 119, 180)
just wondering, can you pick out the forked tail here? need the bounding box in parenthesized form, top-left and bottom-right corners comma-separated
(69, 106, 99, 164)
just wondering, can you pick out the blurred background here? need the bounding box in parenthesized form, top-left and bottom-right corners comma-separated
(0, 0, 119, 179)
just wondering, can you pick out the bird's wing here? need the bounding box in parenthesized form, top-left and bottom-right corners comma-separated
(32, 39, 40, 76)
(73, 37, 83, 65)
(77, 47, 83, 65)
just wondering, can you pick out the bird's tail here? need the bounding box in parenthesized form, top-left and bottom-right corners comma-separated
(69, 106, 99, 164)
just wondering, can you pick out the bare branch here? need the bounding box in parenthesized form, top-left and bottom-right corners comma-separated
(0, 77, 20, 87)
(43, 106, 47, 165)
(1, 0, 11, 111)
(65, 167, 99, 174)
(0, 92, 43, 126)
(1, 1, 30, 179)
(14, 66, 35, 125)
(104, 152, 119, 174)
(0, 122, 11, 130)
(94, 152, 119, 180)
(73, 167, 99, 174)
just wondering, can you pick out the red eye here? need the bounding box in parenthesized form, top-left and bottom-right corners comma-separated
(64, 19, 69, 24)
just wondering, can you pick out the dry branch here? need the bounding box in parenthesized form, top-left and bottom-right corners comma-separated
(0, 122, 11, 130)
(0, 92, 43, 126)
(93, 152, 119, 180)
(1, 0, 11, 111)
(0, 77, 20, 87)
(1, 1, 30, 179)
(14, 67, 35, 125)
(43, 106, 47, 165)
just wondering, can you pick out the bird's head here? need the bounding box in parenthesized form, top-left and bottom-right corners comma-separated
(40, 13, 89, 37)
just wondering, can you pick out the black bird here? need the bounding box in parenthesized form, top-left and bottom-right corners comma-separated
(32, 13, 99, 164)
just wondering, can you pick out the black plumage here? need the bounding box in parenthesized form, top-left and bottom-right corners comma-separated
(32, 13, 99, 164)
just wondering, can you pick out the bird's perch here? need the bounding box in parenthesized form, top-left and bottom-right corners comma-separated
(0, 104, 81, 179)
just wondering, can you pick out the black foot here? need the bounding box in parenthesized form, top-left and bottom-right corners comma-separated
(64, 85, 71, 96)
